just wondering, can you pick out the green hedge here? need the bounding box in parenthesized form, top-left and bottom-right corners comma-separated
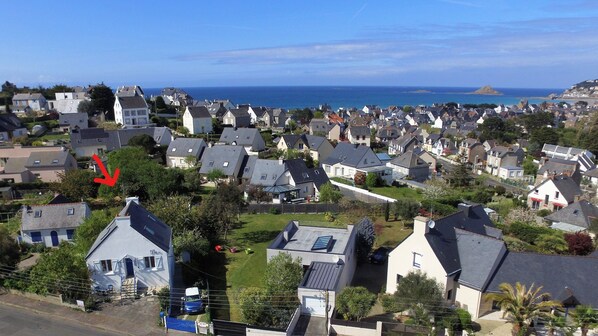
(507, 222, 555, 244)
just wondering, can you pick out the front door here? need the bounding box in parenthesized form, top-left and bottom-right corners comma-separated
(125, 258, 134, 278)
(50, 231, 59, 247)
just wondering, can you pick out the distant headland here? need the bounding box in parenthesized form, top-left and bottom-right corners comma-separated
(469, 85, 503, 95)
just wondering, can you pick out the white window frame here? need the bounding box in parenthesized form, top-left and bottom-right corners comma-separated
(101, 259, 113, 273)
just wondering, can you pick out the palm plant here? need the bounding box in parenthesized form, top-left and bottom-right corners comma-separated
(485, 282, 562, 336)
(571, 305, 598, 336)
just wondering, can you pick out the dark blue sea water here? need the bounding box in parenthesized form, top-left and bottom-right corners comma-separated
(144, 86, 562, 110)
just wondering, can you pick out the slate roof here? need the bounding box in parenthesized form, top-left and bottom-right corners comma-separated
(310, 119, 334, 132)
(300, 262, 344, 291)
(285, 159, 329, 188)
(240, 155, 258, 180)
(12, 93, 45, 100)
(538, 158, 578, 175)
(86, 200, 172, 259)
(584, 167, 598, 178)
(199, 145, 247, 176)
(455, 229, 507, 291)
(388, 151, 429, 169)
(3, 157, 28, 173)
(321, 142, 382, 168)
(425, 203, 496, 274)
(71, 127, 172, 152)
(186, 106, 211, 119)
(25, 151, 72, 168)
(545, 200, 598, 230)
(47, 194, 73, 204)
(22, 202, 89, 231)
(116, 96, 147, 109)
(349, 125, 370, 137)
(219, 128, 261, 146)
(249, 159, 286, 186)
(535, 175, 582, 203)
(166, 138, 206, 158)
(0, 113, 25, 132)
(485, 252, 598, 307)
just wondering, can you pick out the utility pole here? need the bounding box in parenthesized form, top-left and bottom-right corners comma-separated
(324, 290, 330, 336)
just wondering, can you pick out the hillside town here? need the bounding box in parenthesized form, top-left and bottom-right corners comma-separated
(1, 81, 598, 336)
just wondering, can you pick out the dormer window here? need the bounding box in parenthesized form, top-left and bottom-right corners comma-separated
(260, 174, 267, 180)
(33, 160, 40, 165)
(171, 148, 177, 152)
(223, 161, 229, 167)
(67, 208, 75, 215)
(208, 161, 214, 167)
(52, 159, 59, 164)
(34, 210, 42, 218)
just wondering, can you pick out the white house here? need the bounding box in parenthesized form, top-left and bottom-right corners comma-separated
(21, 197, 90, 248)
(166, 138, 207, 169)
(12, 93, 48, 113)
(322, 143, 392, 185)
(114, 96, 150, 127)
(267, 220, 356, 316)
(528, 175, 582, 211)
(183, 106, 212, 135)
(218, 127, 266, 154)
(85, 197, 174, 294)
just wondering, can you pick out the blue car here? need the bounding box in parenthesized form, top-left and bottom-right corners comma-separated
(369, 247, 389, 264)
(182, 287, 204, 314)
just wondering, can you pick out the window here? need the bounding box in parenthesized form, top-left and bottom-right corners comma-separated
(396, 274, 402, 285)
(260, 174, 267, 180)
(412, 252, 422, 268)
(208, 161, 214, 167)
(31, 231, 42, 243)
(171, 148, 177, 152)
(33, 160, 40, 165)
(52, 159, 59, 164)
(223, 161, 229, 167)
(531, 200, 540, 210)
(67, 208, 74, 215)
(144, 256, 156, 269)
(188, 148, 193, 153)
(101, 260, 112, 272)
(553, 205, 563, 211)
(34, 210, 42, 218)
(555, 191, 560, 199)
(180, 159, 185, 164)
(447, 289, 453, 300)
(66, 229, 75, 240)
(544, 195, 549, 205)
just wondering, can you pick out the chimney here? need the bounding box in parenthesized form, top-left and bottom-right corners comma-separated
(458, 203, 472, 218)
(125, 196, 140, 205)
(413, 216, 430, 236)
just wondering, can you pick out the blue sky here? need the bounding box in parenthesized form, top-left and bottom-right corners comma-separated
(2, 0, 597, 88)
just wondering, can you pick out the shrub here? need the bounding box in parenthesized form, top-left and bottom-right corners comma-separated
(508, 222, 554, 244)
(420, 200, 457, 217)
(536, 209, 552, 217)
(269, 207, 281, 215)
(324, 212, 335, 222)
(564, 232, 594, 255)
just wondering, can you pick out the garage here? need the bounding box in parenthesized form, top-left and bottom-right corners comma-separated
(302, 296, 326, 316)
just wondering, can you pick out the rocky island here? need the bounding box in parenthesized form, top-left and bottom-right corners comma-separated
(470, 85, 502, 95)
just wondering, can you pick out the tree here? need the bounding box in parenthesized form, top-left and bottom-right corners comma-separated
(534, 234, 568, 254)
(74, 209, 118, 255)
(0, 226, 20, 268)
(443, 308, 473, 336)
(239, 287, 272, 326)
(394, 199, 420, 220)
(206, 169, 225, 185)
(77, 100, 95, 115)
(90, 84, 115, 120)
(384, 201, 390, 222)
(1, 81, 17, 95)
(446, 154, 472, 187)
(564, 232, 594, 256)
(572, 305, 598, 336)
(318, 182, 342, 203)
(50, 170, 99, 201)
(530, 127, 559, 148)
(28, 243, 90, 301)
(485, 282, 561, 336)
(128, 134, 156, 154)
(264, 253, 303, 328)
(385, 271, 445, 326)
(523, 156, 538, 176)
(354, 171, 366, 186)
(172, 230, 210, 259)
(199, 183, 246, 240)
(355, 217, 375, 261)
(336, 287, 377, 321)
(155, 96, 167, 110)
(422, 179, 449, 200)
(366, 172, 380, 188)
(148, 195, 197, 234)
(246, 185, 271, 203)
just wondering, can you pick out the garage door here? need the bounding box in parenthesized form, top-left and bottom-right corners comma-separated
(302, 296, 326, 316)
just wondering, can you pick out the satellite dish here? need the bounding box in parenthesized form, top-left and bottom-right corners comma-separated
(427, 220, 436, 229)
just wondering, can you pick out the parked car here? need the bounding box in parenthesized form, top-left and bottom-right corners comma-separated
(181, 287, 204, 314)
(369, 247, 389, 264)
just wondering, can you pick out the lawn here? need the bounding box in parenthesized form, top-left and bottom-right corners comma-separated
(369, 186, 423, 201)
(204, 212, 413, 321)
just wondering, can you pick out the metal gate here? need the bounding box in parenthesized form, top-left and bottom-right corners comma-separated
(212, 319, 247, 336)
(165, 316, 197, 333)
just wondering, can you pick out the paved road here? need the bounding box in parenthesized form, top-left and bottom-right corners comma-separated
(0, 304, 120, 336)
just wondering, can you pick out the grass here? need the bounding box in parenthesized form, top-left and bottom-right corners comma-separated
(369, 185, 423, 201)
(37, 133, 70, 142)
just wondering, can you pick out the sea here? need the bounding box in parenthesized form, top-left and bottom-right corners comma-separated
(144, 86, 563, 110)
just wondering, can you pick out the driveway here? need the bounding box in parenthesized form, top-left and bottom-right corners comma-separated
(351, 261, 388, 294)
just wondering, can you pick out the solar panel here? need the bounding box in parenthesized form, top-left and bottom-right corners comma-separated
(312, 235, 333, 251)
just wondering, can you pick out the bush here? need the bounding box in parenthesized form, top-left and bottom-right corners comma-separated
(324, 212, 335, 222)
(494, 186, 506, 196)
(420, 200, 457, 217)
(508, 222, 554, 244)
(269, 207, 281, 215)
(536, 209, 552, 217)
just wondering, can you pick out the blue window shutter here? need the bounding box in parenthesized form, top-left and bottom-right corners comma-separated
(31, 232, 42, 242)
(66, 229, 75, 240)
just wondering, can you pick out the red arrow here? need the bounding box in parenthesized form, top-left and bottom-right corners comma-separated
(92, 154, 120, 187)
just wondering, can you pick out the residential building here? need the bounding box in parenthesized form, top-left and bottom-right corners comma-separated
(47, 92, 87, 114)
(432, 138, 457, 157)
(70, 127, 173, 157)
(497, 166, 524, 180)
(536, 158, 582, 185)
(182, 106, 212, 135)
(114, 96, 150, 127)
(276, 134, 334, 161)
(413, 148, 437, 175)
(21, 198, 90, 248)
(0, 148, 77, 183)
(376, 126, 401, 144)
(218, 127, 266, 154)
(222, 108, 251, 128)
(267, 220, 356, 316)
(346, 125, 371, 147)
(86, 197, 174, 293)
(166, 138, 207, 169)
(321, 143, 392, 185)
(199, 145, 247, 183)
(309, 119, 341, 141)
(388, 134, 419, 155)
(58, 112, 88, 132)
(485, 145, 524, 176)
(115, 85, 144, 98)
(0, 113, 27, 142)
(542, 144, 595, 172)
(545, 200, 598, 233)
(386, 150, 430, 182)
(12, 93, 48, 113)
(161, 88, 193, 106)
(528, 175, 582, 211)
(458, 139, 486, 168)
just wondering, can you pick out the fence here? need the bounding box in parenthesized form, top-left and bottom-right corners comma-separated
(165, 316, 198, 334)
(381, 321, 429, 335)
(212, 319, 248, 336)
(331, 181, 395, 204)
(245, 203, 340, 214)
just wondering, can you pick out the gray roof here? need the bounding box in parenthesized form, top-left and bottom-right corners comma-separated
(321, 142, 382, 168)
(547, 175, 582, 202)
(116, 96, 147, 109)
(21, 202, 89, 231)
(186, 106, 211, 119)
(269, 221, 353, 255)
(86, 200, 172, 259)
(584, 168, 598, 178)
(309, 119, 334, 132)
(219, 128, 263, 147)
(485, 252, 598, 307)
(115, 86, 144, 97)
(455, 229, 507, 290)
(199, 145, 247, 176)
(3, 157, 29, 173)
(226, 108, 250, 118)
(349, 125, 370, 137)
(304, 135, 327, 150)
(12, 93, 45, 100)
(71, 127, 172, 151)
(241, 155, 258, 180)
(166, 138, 206, 158)
(0, 113, 24, 132)
(25, 151, 72, 168)
(249, 159, 286, 186)
(285, 159, 330, 188)
(389, 151, 429, 169)
(300, 262, 344, 291)
(545, 200, 598, 230)
(538, 158, 578, 175)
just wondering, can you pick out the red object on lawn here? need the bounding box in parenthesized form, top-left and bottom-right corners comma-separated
(215, 245, 223, 252)
(229, 247, 238, 253)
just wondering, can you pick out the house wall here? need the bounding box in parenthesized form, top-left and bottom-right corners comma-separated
(297, 287, 336, 316)
(0, 171, 33, 183)
(167, 155, 194, 169)
(328, 124, 341, 141)
(21, 228, 75, 248)
(498, 167, 524, 180)
(314, 141, 334, 162)
(454, 284, 493, 319)
(223, 112, 235, 127)
(86, 217, 172, 291)
(183, 114, 212, 135)
(386, 218, 450, 295)
(527, 180, 570, 211)
(74, 145, 108, 158)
